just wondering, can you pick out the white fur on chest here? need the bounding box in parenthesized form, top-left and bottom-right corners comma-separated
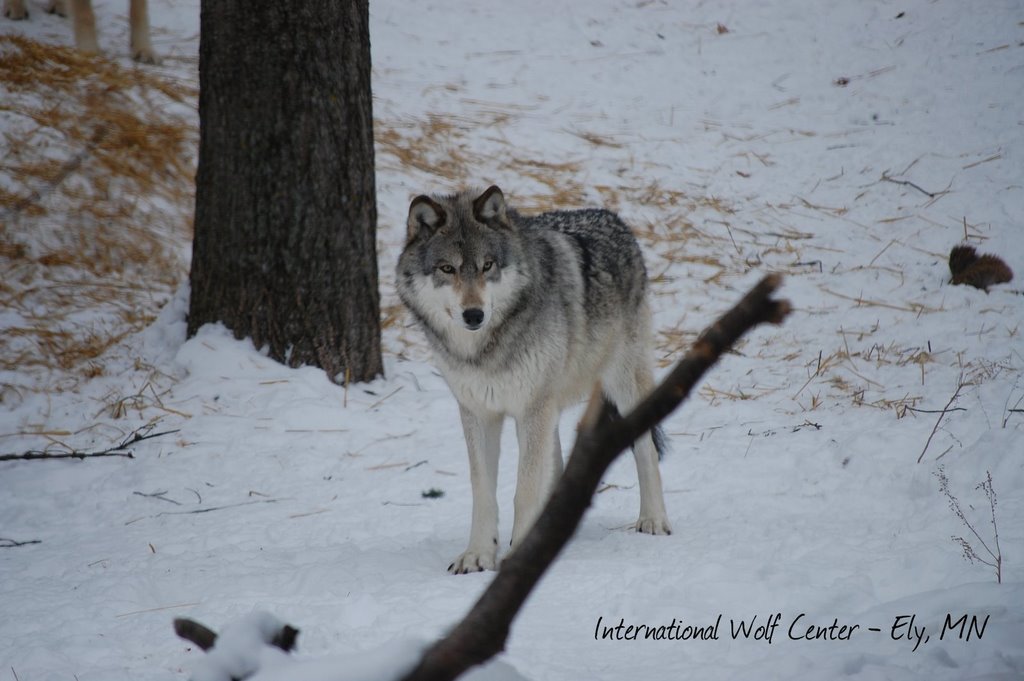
(438, 351, 549, 416)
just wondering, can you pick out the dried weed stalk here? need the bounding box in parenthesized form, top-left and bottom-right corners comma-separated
(935, 466, 1003, 584)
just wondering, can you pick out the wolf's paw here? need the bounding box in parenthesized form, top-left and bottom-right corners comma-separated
(448, 548, 497, 574)
(45, 0, 67, 16)
(131, 44, 160, 64)
(636, 515, 672, 535)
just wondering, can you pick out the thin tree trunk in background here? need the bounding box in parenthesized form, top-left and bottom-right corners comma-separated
(189, 0, 382, 383)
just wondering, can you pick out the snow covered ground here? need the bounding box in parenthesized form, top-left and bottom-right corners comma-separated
(2, 0, 1023, 679)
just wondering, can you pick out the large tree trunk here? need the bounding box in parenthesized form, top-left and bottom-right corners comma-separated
(189, 0, 382, 383)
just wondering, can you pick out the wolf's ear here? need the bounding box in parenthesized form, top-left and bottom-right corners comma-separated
(473, 185, 507, 223)
(407, 195, 446, 242)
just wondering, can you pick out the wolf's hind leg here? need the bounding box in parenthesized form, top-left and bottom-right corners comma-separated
(450, 406, 503, 574)
(603, 354, 672, 535)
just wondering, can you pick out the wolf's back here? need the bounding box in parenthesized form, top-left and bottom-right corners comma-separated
(515, 208, 648, 315)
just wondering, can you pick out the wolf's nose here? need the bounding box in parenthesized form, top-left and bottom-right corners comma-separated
(462, 308, 484, 329)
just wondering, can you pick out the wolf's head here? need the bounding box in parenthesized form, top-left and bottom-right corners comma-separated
(397, 186, 524, 344)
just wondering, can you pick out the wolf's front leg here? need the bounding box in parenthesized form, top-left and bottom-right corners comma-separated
(449, 406, 503, 574)
(68, 0, 99, 53)
(4, 0, 29, 20)
(128, 0, 159, 63)
(509, 403, 564, 549)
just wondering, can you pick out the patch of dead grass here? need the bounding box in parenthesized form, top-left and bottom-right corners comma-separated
(0, 35, 196, 392)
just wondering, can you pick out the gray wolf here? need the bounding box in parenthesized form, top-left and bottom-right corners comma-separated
(3, 0, 157, 63)
(397, 185, 671, 573)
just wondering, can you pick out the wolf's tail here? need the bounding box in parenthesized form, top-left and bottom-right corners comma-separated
(600, 398, 669, 461)
(651, 425, 668, 461)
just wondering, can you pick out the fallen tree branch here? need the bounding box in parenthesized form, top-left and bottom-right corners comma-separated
(0, 425, 179, 462)
(0, 449, 134, 462)
(399, 274, 791, 681)
(125, 499, 279, 526)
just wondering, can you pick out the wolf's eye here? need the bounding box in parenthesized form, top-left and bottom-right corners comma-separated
(438, 264, 455, 274)
(482, 260, 494, 272)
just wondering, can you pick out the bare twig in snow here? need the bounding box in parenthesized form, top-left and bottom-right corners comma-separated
(917, 377, 965, 463)
(0, 425, 180, 462)
(1002, 383, 1024, 428)
(906, 406, 966, 415)
(0, 538, 42, 548)
(133, 490, 183, 505)
(367, 385, 404, 410)
(117, 602, 200, 618)
(880, 171, 949, 199)
(124, 499, 279, 525)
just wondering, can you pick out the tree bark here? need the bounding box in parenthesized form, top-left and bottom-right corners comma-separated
(189, 0, 382, 383)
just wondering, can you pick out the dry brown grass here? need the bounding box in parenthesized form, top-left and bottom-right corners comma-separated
(0, 35, 197, 391)
(1, 35, 196, 214)
(376, 115, 474, 182)
(568, 129, 625, 149)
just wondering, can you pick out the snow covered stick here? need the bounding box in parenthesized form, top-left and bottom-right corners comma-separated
(400, 274, 791, 681)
